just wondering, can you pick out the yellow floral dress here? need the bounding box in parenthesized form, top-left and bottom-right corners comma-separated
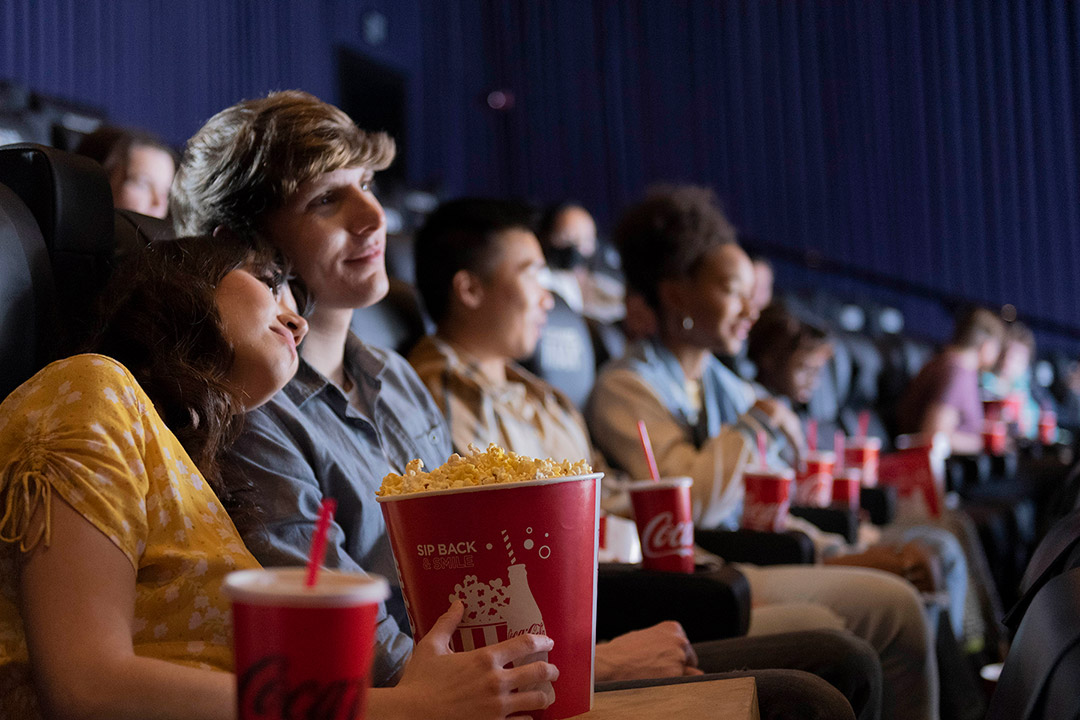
(0, 355, 260, 717)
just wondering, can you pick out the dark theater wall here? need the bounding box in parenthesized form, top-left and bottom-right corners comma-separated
(3, 1, 1080, 348)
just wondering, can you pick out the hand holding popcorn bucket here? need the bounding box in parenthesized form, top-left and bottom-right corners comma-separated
(377, 446, 601, 719)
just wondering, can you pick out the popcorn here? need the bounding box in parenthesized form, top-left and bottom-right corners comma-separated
(378, 443, 592, 497)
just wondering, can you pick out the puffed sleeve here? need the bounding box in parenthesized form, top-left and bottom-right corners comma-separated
(0, 355, 153, 569)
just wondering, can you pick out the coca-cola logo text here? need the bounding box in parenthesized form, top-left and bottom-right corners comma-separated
(508, 622, 547, 638)
(640, 511, 693, 558)
(237, 655, 366, 720)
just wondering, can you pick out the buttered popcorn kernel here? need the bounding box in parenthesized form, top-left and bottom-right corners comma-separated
(378, 443, 591, 496)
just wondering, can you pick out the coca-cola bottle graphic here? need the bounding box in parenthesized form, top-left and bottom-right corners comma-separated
(504, 563, 556, 707)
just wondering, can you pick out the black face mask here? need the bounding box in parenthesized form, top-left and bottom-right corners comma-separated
(546, 244, 587, 271)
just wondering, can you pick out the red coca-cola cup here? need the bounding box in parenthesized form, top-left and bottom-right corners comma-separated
(626, 477, 695, 573)
(378, 473, 602, 720)
(982, 399, 1007, 423)
(224, 568, 389, 720)
(1039, 410, 1057, 445)
(741, 467, 794, 532)
(983, 420, 1007, 455)
(795, 451, 835, 507)
(831, 469, 862, 510)
(844, 438, 881, 487)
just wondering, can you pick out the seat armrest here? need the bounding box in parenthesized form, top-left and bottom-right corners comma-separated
(860, 485, 898, 525)
(596, 562, 750, 642)
(790, 506, 860, 544)
(693, 528, 816, 566)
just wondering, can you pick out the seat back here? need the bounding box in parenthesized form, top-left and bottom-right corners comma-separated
(0, 143, 115, 352)
(521, 294, 596, 409)
(0, 182, 56, 398)
(988, 566, 1080, 720)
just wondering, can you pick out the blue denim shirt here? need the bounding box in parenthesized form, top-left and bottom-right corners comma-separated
(588, 339, 786, 527)
(227, 333, 453, 685)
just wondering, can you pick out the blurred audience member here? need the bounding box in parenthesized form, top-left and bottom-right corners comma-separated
(587, 185, 938, 720)
(75, 125, 176, 218)
(538, 202, 625, 322)
(898, 307, 1006, 454)
(750, 257, 775, 316)
(980, 321, 1041, 439)
(749, 303, 833, 408)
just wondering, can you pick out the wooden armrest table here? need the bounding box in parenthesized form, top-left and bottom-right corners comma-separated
(574, 676, 759, 719)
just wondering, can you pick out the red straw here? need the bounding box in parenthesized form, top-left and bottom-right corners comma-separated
(305, 498, 338, 587)
(756, 431, 768, 468)
(834, 431, 846, 473)
(857, 411, 870, 442)
(807, 419, 818, 453)
(637, 420, 661, 481)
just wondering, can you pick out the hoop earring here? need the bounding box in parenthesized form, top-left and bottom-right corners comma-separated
(682, 316, 694, 330)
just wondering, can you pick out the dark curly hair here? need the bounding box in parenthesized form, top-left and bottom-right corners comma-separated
(88, 235, 294, 529)
(613, 185, 736, 312)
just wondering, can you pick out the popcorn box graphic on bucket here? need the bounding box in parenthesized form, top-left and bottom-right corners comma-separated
(378, 472, 601, 720)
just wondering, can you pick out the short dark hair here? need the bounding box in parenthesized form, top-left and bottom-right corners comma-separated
(747, 303, 830, 372)
(413, 198, 537, 325)
(613, 185, 736, 311)
(952, 307, 1006, 349)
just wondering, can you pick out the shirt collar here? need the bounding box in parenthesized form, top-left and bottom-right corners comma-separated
(284, 332, 388, 407)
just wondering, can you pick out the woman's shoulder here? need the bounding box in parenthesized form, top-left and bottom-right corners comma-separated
(0, 354, 149, 425)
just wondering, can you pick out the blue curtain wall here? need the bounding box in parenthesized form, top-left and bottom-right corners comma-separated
(3, 1, 1080, 349)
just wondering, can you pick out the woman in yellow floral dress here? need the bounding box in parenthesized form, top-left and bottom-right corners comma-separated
(0, 236, 308, 718)
(0, 235, 560, 720)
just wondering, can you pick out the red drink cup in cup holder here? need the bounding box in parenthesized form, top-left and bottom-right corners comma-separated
(627, 477, 695, 573)
(844, 437, 881, 487)
(983, 420, 1007, 455)
(379, 471, 602, 719)
(831, 469, 862, 510)
(795, 451, 835, 507)
(742, 467, 795, 532)
(1039, 410, 1057, 445)
(225, 568, 389, 720)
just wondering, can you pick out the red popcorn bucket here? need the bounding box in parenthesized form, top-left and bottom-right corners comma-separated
(224, 568, 389, 720)
(795, 451, 835, 507)
(983, 420, 1007, 455)
(844, 438, 881, 487)
(626, 477, 695, 573)
(378, 473, 602, 719)
(741, 467, 794, 532)
(1039, 410, 1057, 445)
(831, 469, 862, 510)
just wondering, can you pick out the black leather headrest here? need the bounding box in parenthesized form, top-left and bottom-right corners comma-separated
(114, 208, 176, 259)
(522, 295, 596, 409)
(0, 143, 115, 351)
(0, 143, 114, 258)
(0, 181, 57, 398)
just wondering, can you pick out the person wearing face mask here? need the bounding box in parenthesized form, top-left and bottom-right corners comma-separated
(587, 185, 940, 720)
(407, 196, 886, 720)
(537, 202, 626, 322)
(75, 126, 177, 220)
